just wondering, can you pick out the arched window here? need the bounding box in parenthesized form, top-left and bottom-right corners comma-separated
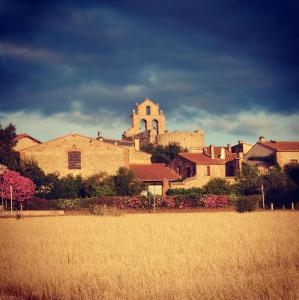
(68, 151, 81, 169)
(152, 119, 159, 134)
(140, 119, 147, 131)
(146, 106, 151, 115)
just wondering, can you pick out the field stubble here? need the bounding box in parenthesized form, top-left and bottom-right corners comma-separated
(0, 212, 298, 300)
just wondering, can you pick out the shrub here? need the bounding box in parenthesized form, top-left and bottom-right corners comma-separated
(235, 195, 259, 213)
(166, 187, 204, 196)
(204, 178, 231, 195)
(25, 198, 59, 210)
(203, 195, 228, 208)
(57, 199, 80, 210)
(90, 204, 122, 216)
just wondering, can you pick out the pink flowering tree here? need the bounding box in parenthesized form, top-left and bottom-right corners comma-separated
(0, 170, 36, 204)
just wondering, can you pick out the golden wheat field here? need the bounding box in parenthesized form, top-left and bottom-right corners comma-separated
(0, 212, 298, 300)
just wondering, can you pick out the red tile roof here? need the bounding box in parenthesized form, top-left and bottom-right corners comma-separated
(130, 163, 181, 181)
(14, 133, 41, 144)
(203, 146, 238, 162)
(260, 141, 299, 152)
(225, 152, 238, 162)
(178, 153, 226, 165)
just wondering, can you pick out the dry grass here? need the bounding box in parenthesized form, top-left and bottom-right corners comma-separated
(0, 212, 298, 300)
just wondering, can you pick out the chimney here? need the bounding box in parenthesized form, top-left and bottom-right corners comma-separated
(259, 136, 265, 143)
(209, 145, 215, 159)
(134, 138, 140, 151)
(220, 148, 225, 159)
(227, 144, 231, 152)
(238, 140, 243, 144)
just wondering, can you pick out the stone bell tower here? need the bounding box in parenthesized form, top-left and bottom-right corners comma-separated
(123, 98, 166, 139)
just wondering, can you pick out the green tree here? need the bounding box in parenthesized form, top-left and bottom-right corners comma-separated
(0, 123, 19, 170)
(83, 172, 115, 197)
(19, 159, 47, 189)
(204, 178, 231, 195)
(284, 163, 299, 187)
(141, 142, 183, 164)
(234, 163, 262, 195)
(114, 167, 145, 196)
(261, 167, 297, 208)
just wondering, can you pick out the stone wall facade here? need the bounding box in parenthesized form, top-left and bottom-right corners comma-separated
(14, 136, 40, 151)
(276, 151, 299, 167)
(19, 134, 151, 178)
(157, 130, 205, 151)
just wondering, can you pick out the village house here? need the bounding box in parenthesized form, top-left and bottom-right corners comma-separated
(170, 145, 239, 188)
(130, 163, 181, 196)
(244, 136, 299, 171)
(18, 133, 151, 178)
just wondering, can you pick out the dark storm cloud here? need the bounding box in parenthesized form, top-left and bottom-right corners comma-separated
(0, 0, 298, 119)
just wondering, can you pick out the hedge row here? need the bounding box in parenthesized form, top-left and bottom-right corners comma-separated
(24, 194, 265, 212)
(25, 195, 230, 210)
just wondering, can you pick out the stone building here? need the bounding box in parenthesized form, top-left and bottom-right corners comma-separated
(13, 134, 41, 151)
(19, 133, 151, 178)
(157, 130, 205, 152)
(123, 98, 166, 139)
(231, 140, 253, 155)
(244, 137, 299, 171)
(130, 163, 181, 195)
(170, 145, 239, 188)
(123, 98, 205, 151)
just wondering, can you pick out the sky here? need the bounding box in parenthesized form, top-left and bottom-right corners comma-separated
(0, 0, 299, 146)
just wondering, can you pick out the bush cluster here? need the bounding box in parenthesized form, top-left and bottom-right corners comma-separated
(26, 195, 230, 210)
(235, 195, 260, 213)
(89, 204, 122, 216)
(203, 195, 228, 208)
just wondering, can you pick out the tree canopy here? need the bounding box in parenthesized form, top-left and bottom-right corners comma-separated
(0, 123, 19, 170)
(141, 142, 183, 164)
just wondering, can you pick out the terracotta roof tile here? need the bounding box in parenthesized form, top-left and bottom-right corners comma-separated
(260, 141, 299, 152)
(130, 163, 181, 181)
(225, 152, 238, 162)
(178, 153, 226, 165)
(14, 133, 41, 144)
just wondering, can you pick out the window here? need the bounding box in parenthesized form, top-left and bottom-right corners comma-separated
(146, 106, 151, 115)
(207, 166, 211, 176)
(290, 159, 298, 163)
(68, 151, 81, 169)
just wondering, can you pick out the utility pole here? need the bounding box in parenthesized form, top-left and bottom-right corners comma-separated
(10, 186, 13, 213)
(153, 186, 156, 213)
(261, 184, 265, 209)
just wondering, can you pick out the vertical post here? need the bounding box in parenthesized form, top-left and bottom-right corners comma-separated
(1, 187, 3, 207)
(292, 202, 294, 210)
(282, 204, 285, 210)
(261, 185, 265, 209)
(153, 186, 156, 213)
(271, 203, 274, 211)
(10, 186, 13, 213)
